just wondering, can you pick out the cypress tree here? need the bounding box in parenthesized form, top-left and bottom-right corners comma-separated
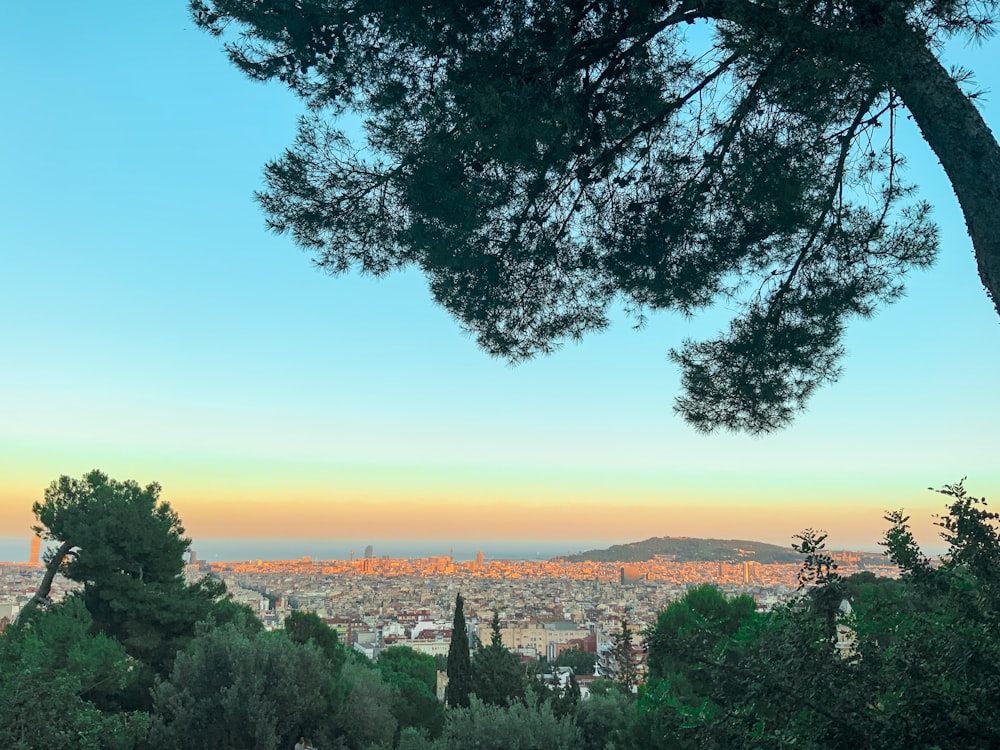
(490, 608, 503, 648)
(445, 593, 472, 708)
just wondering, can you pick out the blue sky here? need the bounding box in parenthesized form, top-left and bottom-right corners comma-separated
(1, 3, 998, 553)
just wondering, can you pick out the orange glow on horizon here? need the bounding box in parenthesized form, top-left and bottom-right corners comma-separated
(172, 494, 946, 552)
(0, 454, 962, 555)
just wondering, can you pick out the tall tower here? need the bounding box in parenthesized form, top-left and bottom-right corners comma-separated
(29, 535, 40, 566)
(476, 550, 484, 568)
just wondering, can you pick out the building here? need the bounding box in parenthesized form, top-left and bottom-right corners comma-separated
(477, 617, 592, 660)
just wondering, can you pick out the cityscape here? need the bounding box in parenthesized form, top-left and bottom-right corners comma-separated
(0, 534, 898, 675)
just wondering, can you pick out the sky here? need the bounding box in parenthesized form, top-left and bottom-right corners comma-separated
(2, 4, 999, 560)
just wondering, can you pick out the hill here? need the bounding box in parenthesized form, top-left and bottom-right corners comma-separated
(555, 537, 886, 565)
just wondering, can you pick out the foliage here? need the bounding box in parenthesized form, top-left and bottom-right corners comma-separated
(378, 646, 446, 739)
(598, 618, 638, 693)
(573, 689, 635, 750)
(379, 645, 438, 691)
(184, 0, 1000, 433)
(634, 481, 1000, 749)
(792, 527, 841, 590)
(445, 593, 472, 708)
(472, 641, 526, 707)
(645, 584, 757, 687)
(552, 646, 597, 676)
(434, 696, 581, 750)
(284, 609, 345, 667)
(0, 599, 149, 750)
(30, 470, 224, 677)
(336, 657, 399, 750)
(489, 608, 503, 648)
(151, 619, 345, 750)
(433, 653, 449, 673)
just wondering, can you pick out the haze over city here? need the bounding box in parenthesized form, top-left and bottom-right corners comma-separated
(3, 3, 999, 556)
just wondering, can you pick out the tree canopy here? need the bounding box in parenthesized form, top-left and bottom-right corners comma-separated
(151, 619, 348, 750)
(635, 481, 1000, 749)
(30, 470, 224, 677)
(445, 593, 472, 707)
(471, 614, 526, 706)
(193, 0, 1000, 432)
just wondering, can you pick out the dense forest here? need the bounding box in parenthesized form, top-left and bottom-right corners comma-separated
(1, 471, 998, 749)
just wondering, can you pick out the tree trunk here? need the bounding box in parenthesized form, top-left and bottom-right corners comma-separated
(698, 1, 1000, 316)
(25, 539, 74, 612)
(888, 25, 1000, 317)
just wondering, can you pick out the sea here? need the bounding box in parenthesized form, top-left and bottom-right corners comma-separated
(0, 537, 609, 565)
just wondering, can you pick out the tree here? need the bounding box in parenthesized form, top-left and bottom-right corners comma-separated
(29, 471, 225, 680)
(489, 608, 503, 648)
(552, 646, 597, 677)
(377, 646, 446, 739)
(0, 599, 149, 750)
(150, 620, 346, 750)
(378, 645, 438, 693)
(192, 0, 999, 432)
(336, 658, 399, 750)
(469, 608, 526, 706)
(645, 585, 757, 687)
(435, 697, 582, 750)
(284, 610, 344, 667)
(598, 618, 638, 693)
(634, 482, 1000, 750)
(574, 689, 635, 750)
(445, 593, 472, 708)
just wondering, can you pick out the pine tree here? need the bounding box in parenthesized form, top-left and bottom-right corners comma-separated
(472, 609, 526, 706)
(192, 0, 1000, 433)
(600, 619, 638, 694)
(446, 593, 472, 708)
(490, 609, 503, 648)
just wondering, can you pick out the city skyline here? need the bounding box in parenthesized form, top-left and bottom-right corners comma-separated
(2, 4, 998, 554)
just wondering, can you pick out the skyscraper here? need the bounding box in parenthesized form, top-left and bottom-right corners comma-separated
(364, 544, 374, 559)
(29, 535, 40, 566)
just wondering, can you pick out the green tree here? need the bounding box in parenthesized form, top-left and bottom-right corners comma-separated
(192, 0, 1000, 433)
(445, 593, 472, 708)
(471, 642, 526, 707)
(30, 471, 224, 677)
(552, 646, 597, 676)
(435, 696, 582, 750)
(377, 646, 446, 739)
(489, 609, 503, 647)
(634, 482, 1000, 750)
(574, 689, 635, 750)
(470, 609, 526, 706)
(599, 618, 638, 693)
(378, 645, 438, 692)
(645, 585, 757, 687)
(151, 619, 345, 750)
(284, 610, 344, 667)
(336, 658, 399, 750)
(0, 599, 149, 750)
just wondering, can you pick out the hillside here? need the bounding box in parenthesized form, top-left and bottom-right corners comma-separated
(555, 536, 886, 565)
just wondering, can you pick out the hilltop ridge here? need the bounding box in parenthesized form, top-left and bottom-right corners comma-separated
(555, 536, 887, 565)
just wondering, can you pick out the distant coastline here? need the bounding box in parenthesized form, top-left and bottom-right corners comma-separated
(0, 537, 610, 565)
(0, 535, 893, 566)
